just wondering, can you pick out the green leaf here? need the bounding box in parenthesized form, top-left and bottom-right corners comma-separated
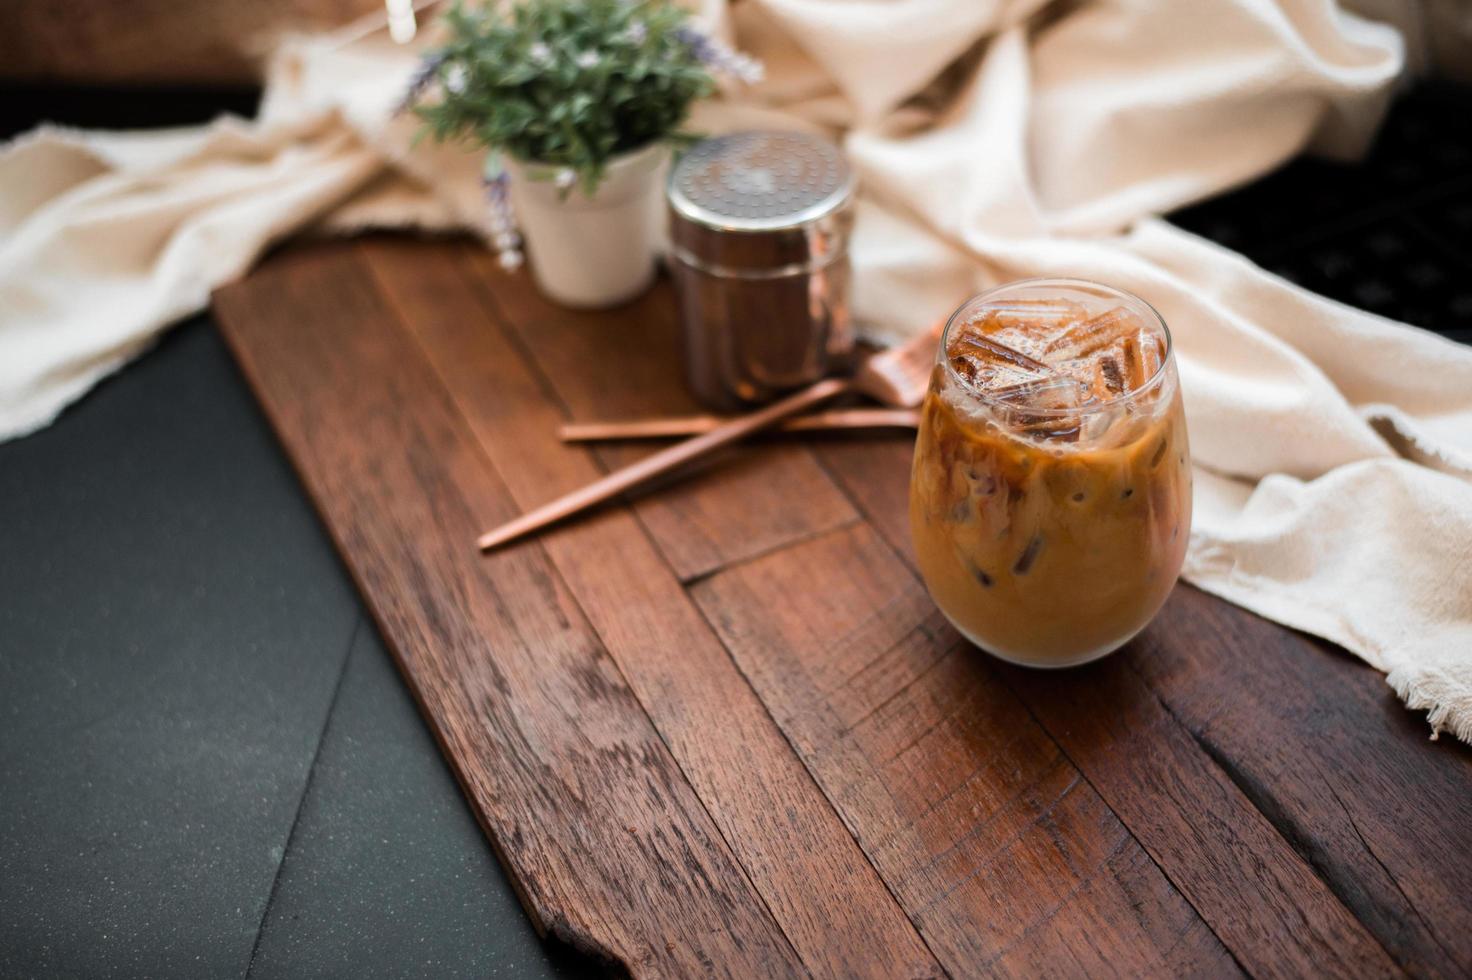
(408, 0, 725, 190)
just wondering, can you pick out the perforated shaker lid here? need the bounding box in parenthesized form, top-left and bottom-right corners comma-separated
(667, 131, 855, 275)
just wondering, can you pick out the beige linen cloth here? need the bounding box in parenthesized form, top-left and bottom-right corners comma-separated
(3, 1, 1470, 740)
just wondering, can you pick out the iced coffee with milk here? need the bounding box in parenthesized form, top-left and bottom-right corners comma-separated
(909, 279, 1191, 668)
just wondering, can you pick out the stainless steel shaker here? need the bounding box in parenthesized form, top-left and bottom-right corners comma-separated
(666, 131, 856, 411)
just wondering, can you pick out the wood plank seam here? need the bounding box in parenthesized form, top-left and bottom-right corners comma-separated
(674, 516, 868, 588)
(1286, 633, 1470, 973)
(1122, 656, 1408, 971)
(439, 251, 951, 980)
(1318, 771, 1453, 969)
(1152, 599, 1472, 977)
(864, 729, 1053, 859)
(361, 240, 945, 979)
(805, 447, 1405, 977)
(210, 237, 1472, 978)
(1155, 681, 1429, 968)
(435, 261, 945, 980)
(928, 652, 1248, 975)
(217, 330, 639, 974)
(908, 765, 1083, 920)
(357, 247, 809, 975)
(672, 559, 967, 977)
(993, 674, 1256, 978)
(837, 641, 957, 742)
(811, 431, 1471, 975)
(975, 830, 1132, 974)
(213, 247, 809, 977)
(457, 248, 861, 584)
(457, 250, 861, 590)
(687, 520, 1243, 977)
(206, 323, 604, 965)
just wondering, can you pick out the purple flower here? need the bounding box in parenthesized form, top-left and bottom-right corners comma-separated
(575, 49, 600, 69)
(481, 169, 524, 271)
(674, 25, 763, 84)
(622, 21, 648, 45)
(528, 41, 553, 66)
(396, 50, 448, 114)
(482, 169, 511, 203)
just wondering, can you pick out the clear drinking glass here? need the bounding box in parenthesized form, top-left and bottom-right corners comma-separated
(909, 279, 1192, 668)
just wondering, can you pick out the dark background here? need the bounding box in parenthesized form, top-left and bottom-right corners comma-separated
(1, 81, 1469, 978)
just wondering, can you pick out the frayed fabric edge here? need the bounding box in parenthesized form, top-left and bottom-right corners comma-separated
(1386, 666, 1472, 743)
(1184, 551, 1470, 747)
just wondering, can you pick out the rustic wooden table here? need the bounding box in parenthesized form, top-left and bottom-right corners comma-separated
(213, 236, 1471, 978)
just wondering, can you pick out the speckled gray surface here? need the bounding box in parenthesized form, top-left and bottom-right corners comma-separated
(0, 320, 590, 978)
(0, 319, 359, 977)
(244, 623, 581, 980)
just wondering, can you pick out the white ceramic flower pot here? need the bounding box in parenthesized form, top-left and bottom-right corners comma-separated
(506, 143, 668, 309)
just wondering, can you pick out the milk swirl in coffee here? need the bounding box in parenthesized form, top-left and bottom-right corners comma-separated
(909, 280, 1191, 667)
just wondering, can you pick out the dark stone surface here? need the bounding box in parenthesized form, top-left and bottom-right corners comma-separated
(0, 321, 588, 979)
(0, 319, 359, 978)
(245, 625, 579, 980)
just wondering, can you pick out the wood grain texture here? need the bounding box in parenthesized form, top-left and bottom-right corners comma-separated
(1001, 656, 1399, 978)
(461, 249, 859, 582)
(1135, 590, 1472, 979)
(817, 428, 1468, 978)
(358, 237, 942, 979)
(474, 375, 851, 553)
(212, 236, 1472, 978)
(690, 523, 1240, 978)
(212, 243, 802, 977)
(811, 433, 919, 565)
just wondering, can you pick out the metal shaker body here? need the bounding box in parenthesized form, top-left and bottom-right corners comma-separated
(667, 131, 856, 411)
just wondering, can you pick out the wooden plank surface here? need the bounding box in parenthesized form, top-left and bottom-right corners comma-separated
(818, 426, 1472, 978)
(212, 245, 803, 976)
(213, 235, 1472, 978)
(358, 238, 941, 979)
(690, 523, 1242, 978)
(1134, 593, 1472, 978)
(466, 247, 858, 582)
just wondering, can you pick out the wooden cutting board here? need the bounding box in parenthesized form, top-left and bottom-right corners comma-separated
(212, 236, 1472, 978)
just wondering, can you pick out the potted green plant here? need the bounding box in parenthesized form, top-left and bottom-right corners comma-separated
(404, 0, 761, 308)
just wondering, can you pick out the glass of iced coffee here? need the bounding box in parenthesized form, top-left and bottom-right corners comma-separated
(909, 279, 1191, 668)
